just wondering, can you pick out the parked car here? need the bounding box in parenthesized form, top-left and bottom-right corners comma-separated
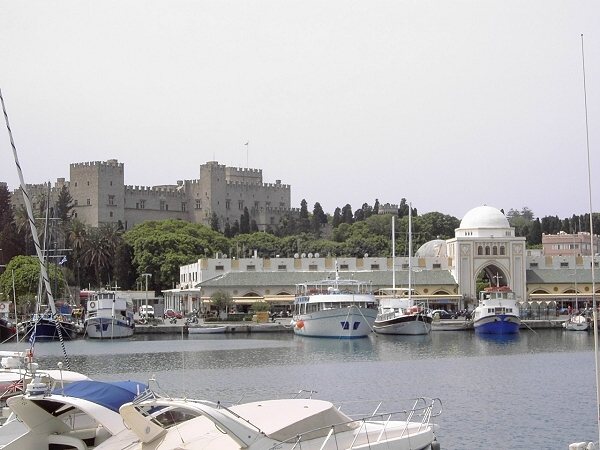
(139, 305, 155, 318)
(428, 309, 453, 320)
(164, 309, 183, 319)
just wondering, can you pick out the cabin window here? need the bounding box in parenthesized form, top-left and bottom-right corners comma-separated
(246, 265, 256, 271)
(530, 262, 538, 268)
(278, 264, 287, 271)
(215, 265, 224, 271)
(370, 264, 380, 270)
(308, 264, 318, 271)
(560, 262, 569, 268)
(433, 263, 441, 269)
(340, 264, 349, 270)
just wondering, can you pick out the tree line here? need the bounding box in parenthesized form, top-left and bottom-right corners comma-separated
(1, 182, 599, 304)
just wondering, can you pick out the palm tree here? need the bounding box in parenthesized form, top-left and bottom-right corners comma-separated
(67, 219, 87, 286)
(81, 223, 122, 287)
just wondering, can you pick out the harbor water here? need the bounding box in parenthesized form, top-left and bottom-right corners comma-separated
(13, 329, 599, 449)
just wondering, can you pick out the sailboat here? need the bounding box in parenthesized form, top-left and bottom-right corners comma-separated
(373, 204, 432, 335)
(563, 269, 589, 331)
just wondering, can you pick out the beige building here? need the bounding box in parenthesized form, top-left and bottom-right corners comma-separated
(11, 159, 291, 232)
(542, 231, 600, 257)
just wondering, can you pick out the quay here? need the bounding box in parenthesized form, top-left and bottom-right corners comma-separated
(132, 318, 570, 334)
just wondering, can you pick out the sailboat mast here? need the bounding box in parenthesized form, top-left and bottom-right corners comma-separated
(392, 216, 396, 290)
(408, 203, 412, 301)
(581, 33, 599, 445)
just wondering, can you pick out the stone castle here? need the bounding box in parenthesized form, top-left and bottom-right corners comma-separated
(10, 160, 291, 231)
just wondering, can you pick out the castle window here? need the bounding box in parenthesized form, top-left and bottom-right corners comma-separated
(110, 181, 113, 186)
(87, 181, 89, 186)
(136, 203, 139, 209)
(74, 200, 78, 206)
(74, 182, 78, 187)
(254, 201, 259, 209)
(109, 211, 113, 218)
(238, 200, 244, 210)
(160, 200, 165, 211)
(195, 200, 201, 209)
(108, 195, 115, 206)
(86, 198, 91, 206)
(140, 200, 145, 209)
(181, 202, 186, 212)
(226, 199, 231, 210)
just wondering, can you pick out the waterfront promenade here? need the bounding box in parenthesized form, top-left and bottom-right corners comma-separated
(133, 317, 569, 334)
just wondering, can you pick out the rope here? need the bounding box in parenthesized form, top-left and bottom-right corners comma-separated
(0, 88, 71, 369)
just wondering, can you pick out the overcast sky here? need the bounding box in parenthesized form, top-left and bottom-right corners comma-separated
(1, 0, 599, 221)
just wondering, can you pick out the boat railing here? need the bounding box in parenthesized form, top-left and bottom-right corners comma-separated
(268, 397, 442, 450)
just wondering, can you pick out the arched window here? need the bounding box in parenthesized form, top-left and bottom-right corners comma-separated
(492, 246, 498, 255)
(485, 246, 491, 255)
(500, 246, 505, 255)
(478, 246, 483, 255)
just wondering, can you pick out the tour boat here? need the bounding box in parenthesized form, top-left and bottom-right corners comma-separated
(291, 267, 378, 338)
(472, 285, 521, 335)
(84, 290, 135, 339)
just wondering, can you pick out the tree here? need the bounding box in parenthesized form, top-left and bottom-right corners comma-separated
(298, 200, 311, 233)
(341, 204, 353, 224)
(55, 184, 74, 221)
(210, 290, 232, 318)
(311, 202, 327, 236)
(373, 199, 380, 215)
(0, 183, 24, 266)
(331, 207, 342, 228)
(210, 212, 220, 232)
(240, 207, 250, 234)
(398, 198, 410, 218)
(0, 255, 66, 310)
(124, 220, 229, 292)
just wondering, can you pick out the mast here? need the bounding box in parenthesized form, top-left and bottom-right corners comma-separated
(392, 216, 396, 290)
(581, 33, 599, 445)
(408, 203, 412, 301)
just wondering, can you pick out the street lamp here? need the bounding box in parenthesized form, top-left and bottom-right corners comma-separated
(141, 273, 151, 319)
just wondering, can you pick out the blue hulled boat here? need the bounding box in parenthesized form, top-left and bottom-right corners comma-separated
(472, 286, 521, 335)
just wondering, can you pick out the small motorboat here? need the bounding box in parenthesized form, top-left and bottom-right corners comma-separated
(187, 325, 227, 334)
(563, 314, 589, 331)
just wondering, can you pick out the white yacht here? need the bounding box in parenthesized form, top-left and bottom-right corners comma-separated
(472, 285, 521, 334)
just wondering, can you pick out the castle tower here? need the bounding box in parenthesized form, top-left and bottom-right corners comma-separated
(70, 160, 125, 227)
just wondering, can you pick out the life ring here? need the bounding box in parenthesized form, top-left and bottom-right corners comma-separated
(295, 320, 304, 329)
(89, 301, 96, 309)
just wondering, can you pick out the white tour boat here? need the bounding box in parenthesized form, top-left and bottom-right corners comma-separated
(472, 285, 521, 335)
(84, 290, 135, 339)
(291, 267, 378, 338)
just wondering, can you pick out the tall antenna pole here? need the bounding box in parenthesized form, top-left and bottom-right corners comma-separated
(581, 33, 599, 445)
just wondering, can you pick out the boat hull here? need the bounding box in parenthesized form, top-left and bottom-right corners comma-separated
(187, 326, 226, 334)
(85, 317, 134, 339)
(293, 307, 377, 338)
(373, 314, 432, 335)
(25, 319, 78, 341)
(473, 314, 520, 334)
(562, 316, 589, 331)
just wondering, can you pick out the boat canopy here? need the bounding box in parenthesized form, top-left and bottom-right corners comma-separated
(52, 380, 147, 413)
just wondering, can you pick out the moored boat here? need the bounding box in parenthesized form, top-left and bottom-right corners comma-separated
(292, 266, 378, 338)
(472, 285, 521, 335)
(187, 325, 226, 334)
(84, 290, 135, 339)
(97, 394, 442, 450)
(563, 314, 590, 331)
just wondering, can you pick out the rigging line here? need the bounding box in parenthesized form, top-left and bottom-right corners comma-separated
(0, 88, 71, 369)
(581, 33, 600, 445)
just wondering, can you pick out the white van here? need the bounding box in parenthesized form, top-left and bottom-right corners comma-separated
(139, 305, 155, 318)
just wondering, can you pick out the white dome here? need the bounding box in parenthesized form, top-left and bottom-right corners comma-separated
(415, 239, 447, 258)
(460, 205, 509, 229)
